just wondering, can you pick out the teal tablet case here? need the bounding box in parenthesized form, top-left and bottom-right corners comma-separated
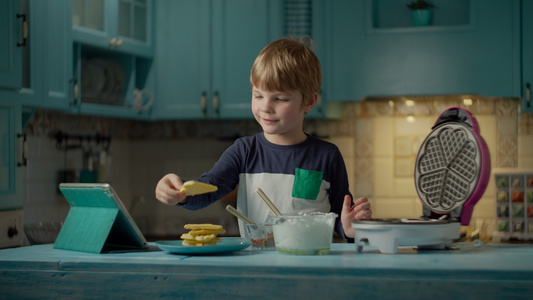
(55, 183, 148, 253)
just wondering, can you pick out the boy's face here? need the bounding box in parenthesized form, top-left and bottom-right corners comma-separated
(251, 86, 315, 145)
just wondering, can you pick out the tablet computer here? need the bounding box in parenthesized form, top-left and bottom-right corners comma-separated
(55, 183, 149, 253)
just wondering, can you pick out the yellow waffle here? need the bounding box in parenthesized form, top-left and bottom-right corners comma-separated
(184, 224, 223, 230)
(180, 233, 217, 242)
(188, 229, 226, 236)
(181, 223, 224, 246)
(180, 181, 218, 196)
(182, 239, 220, 246)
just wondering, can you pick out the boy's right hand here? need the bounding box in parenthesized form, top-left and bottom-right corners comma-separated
(155, 173, 187, 205)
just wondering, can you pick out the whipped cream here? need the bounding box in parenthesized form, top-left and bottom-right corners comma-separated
(271, 212, 337, 255)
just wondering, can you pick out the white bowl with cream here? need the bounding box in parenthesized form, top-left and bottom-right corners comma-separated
(270, 212, 337, 255)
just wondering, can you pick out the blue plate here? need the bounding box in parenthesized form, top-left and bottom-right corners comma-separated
(155, 238, 251, 254)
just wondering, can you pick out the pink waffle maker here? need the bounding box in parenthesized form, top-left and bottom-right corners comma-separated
(352, 107, 491, 254)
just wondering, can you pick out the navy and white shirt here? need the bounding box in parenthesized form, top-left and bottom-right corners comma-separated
(181, 132, 352, 240)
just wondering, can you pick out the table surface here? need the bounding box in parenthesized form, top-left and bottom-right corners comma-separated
(2, 240, 533, 299)
(1, 240, 532, 275)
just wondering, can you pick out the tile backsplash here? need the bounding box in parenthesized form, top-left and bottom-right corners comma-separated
(22, 96, 533, 241)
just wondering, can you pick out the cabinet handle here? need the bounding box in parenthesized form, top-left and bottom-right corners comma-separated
(527, 83, 531, 108)
(17, 133, 27, 167)
(201, 91, 207, 115)
(70, 78, 78, 106)
(16, 13, 28, 47)
(109, 38, 123, 47)
(213, 92, 219, 114)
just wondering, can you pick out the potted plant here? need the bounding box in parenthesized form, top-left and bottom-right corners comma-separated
(406, 0, 435, 27)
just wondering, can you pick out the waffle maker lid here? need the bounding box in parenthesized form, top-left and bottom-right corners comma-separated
(414, 107, 491, 224)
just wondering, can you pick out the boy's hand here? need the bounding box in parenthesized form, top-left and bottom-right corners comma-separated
(341, 195, 372, 238)
(155, 173, 187, 205)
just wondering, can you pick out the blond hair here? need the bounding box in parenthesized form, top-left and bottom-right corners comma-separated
(250, 37, 321, 103)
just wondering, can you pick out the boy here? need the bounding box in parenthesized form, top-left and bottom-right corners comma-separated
(155, 38, 371, 240)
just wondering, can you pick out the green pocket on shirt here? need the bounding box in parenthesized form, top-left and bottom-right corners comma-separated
(292, 168, 323, 200)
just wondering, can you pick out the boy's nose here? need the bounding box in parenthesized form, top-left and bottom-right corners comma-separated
(260, 99, 274, 113)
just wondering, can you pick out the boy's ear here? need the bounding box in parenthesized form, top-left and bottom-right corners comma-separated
(304, 92, 319, 114)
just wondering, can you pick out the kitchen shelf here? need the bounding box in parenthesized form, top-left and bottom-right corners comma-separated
(72, 43, 154, 119)
(367, 0, 472, 31)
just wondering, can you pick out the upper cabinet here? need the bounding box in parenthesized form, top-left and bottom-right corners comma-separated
(318, 0, 520, 101)
(522, 0, 533, 113)
(0, 0, 155, 119)
(69, 0, 155, 119)
(153, 0, 283, 120)
(72, 0, 154, 58)
(3, 0, 527, 121)
(0, 0, 23, 89)
(0, 0, 42, 107)
(41, 0, 74, 111)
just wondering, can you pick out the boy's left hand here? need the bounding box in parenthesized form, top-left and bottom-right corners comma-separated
(341, 195, 372, 238)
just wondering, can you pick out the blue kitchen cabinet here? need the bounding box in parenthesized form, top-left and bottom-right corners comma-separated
(0, 102, 22, 210)
(0, 0, 22, 90)
(0, 0, 43, 107)
(72, 0, 154, 58)
(312, 0, 332, 115)
(29, 0, 155, 118)
(321, 0, 520, 101)
(40, 0, 75, 111)
(67, 0, 156, 119)
(153, 0, 283, 120)
(522, 0, 533, 113)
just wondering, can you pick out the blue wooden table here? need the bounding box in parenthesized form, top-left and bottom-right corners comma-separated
(1, 241, 532, 299)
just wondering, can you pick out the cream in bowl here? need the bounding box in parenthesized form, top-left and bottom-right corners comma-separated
(270, 212, 337, 255)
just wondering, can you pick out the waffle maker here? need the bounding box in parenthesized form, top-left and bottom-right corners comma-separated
(352, 107, 491, 254)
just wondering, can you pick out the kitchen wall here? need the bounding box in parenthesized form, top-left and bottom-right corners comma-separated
(22, 114, 265, 238)
(21, 96, 533, 241)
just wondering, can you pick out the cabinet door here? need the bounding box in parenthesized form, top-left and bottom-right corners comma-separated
(327, 0, 519, 101)
(0, 102, 22, 210)
(42, 0, 74, 110)
(523, 0, 533, 113)
(71, 0, 109, 43)
(310, 0, 330, 117)
(154, 0, 283, 120)
(0, 0, 22, 89)
(116, 0, 153, 55)
(211, 0, 283, 119)
(72, 0, 154, 57)
(0, 0, 41, 107)
(153, 0, 210, 120)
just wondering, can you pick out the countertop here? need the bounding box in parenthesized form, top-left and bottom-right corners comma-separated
(1, 241, 532, 299)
